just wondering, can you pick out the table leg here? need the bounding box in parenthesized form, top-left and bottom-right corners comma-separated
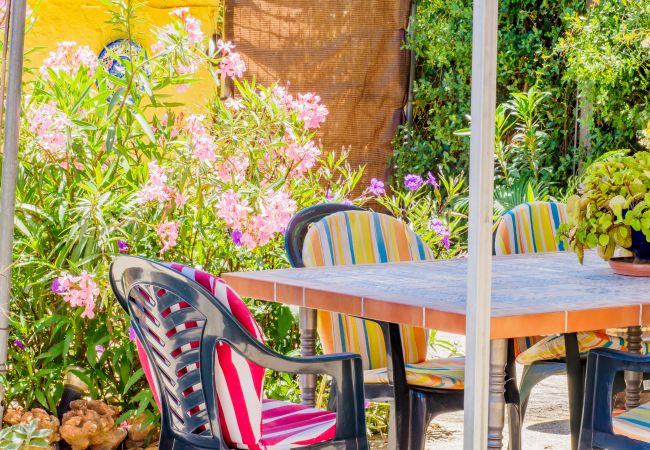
(299, 307, 318, 406)
(625, 325, 643, 410)
(489, 339, 508, 450)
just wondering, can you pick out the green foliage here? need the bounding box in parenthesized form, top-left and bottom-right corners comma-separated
(558, 0, 650, 153)
(0, 420, 52, 450)
(375, 171, 468, 256)
(392, 0, 649, 196)
(562, 151, 650, 262)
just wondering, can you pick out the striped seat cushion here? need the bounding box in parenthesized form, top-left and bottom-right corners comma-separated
(303, 210, 433, 370)
(613, 401, 650, 443)
(260, 399, 336, 449)
(136, 264, 268, 450)
(515, 331, 641, 365)
(364, 357, 465, 389)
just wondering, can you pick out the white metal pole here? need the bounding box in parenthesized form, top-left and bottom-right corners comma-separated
(0, 0, 27, 416)
(464, 0, 498, 447)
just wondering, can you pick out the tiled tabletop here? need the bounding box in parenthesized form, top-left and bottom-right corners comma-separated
(222, 251, 650, 339)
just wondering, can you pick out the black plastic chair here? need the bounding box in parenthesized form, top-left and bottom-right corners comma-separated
(579, 348, 650, 449)
(285, 204, 521, 450)
(110, 255, 369, 450)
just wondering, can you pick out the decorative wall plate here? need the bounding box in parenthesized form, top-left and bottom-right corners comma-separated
(98, 39, 150, 79)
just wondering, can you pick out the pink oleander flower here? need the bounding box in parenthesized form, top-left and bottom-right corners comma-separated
(137, 161, 186, 210)
(282, 133, 321, 174)
(184, 114, 218, 161)
(157, 221, 179, 253)
(224, 97, 243, 111)
(219, 52, 246, 78)
(40, 41, 98, 79)
(430, 219, 451, 249)
(27, 102, 69, 158)
(53, 272, 100, 319)
(217, 39, 235, 55)
(369, 178, 385, 196)
(171, 7, 204, 45)
(291, 93, 329, 129)
(240, 190, 297, 249)
(404, 174, 424, 191)
(1, 4, 33, 31)
(215, 154, 249, 182)
(217, 190, 252, 230)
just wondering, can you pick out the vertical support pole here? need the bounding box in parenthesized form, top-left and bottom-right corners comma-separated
(625, 325, 643, 410)
(464, 0, 498, 448)
(299, 307, 318, 406)
(0, 0, 27, 419)
(488, 339, 507, 449)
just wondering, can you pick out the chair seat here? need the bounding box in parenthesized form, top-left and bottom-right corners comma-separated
(260, 399, 336, 449)
(516, 331, 638, 365)
(363, 357, 465, 389)
(613, 401, 650, 443)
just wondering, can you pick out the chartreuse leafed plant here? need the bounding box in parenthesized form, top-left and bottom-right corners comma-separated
(6, 0, 361, 424)
(562, 151, 650, 262)
(0, 420, 52, 450)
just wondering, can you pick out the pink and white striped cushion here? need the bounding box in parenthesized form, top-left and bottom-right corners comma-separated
(136, 263, 268, 450)
(260, 399, 336, 449)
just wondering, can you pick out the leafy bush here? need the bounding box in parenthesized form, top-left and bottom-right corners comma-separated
(0, 420, 52, 450)
(6, 1, 360, 423)
(392, 0, 649, 196)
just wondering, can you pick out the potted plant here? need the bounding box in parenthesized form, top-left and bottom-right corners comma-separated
(563, 151, 650, 274)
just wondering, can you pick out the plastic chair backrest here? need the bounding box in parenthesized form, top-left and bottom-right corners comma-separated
(110, 256, 266, 450)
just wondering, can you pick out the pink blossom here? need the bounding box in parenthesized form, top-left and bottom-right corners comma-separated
(157, 221, 180, 253)
(219, 52, 246, 78)
(215, 154, 249, 182)
(184, 115, 218, 162)
(53, 272, 100, 319)
(216, 190, 252, 230)
(240, 190, 297, 248)
(291, 93, 329, 129)
(27, 102, 69, 158)
(40, 42, 98, 79)
(282, 133, 320, 173)
(217, 39, 235, 55)
(224, 97, 243, 111)
(137, 161, 186, 209)
(171, 8, 204, 45)
(369, 178, 385, 196)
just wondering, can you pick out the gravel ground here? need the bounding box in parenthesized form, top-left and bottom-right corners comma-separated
(370, 333, 573, 449)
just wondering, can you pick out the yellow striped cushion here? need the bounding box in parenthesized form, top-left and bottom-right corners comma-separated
(303, 210, 433, 370)
(613, 401, 650, 443)
(516, 331, 637, 365)
(364, 357, 465, 389)
(494, 201, 568, 255)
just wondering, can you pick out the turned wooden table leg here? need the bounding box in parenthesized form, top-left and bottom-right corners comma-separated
(625, 325, 643, 410)
(299, 307, 318, 406)
(488, 339, 508, 450)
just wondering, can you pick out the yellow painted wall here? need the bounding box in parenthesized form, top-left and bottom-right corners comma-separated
(25, 0, 221, 110)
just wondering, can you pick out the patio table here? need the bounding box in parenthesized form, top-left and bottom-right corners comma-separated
(223, 251, 650, 449)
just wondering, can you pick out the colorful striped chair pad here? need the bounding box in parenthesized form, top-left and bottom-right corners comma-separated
(303, 210, 433, 370)
(493, 201, 568, 255)
(515, 331, 644, 365)
(364, 357, 465, 390)
(613, 401, 650, 443)
(260, 399, 336, 449)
